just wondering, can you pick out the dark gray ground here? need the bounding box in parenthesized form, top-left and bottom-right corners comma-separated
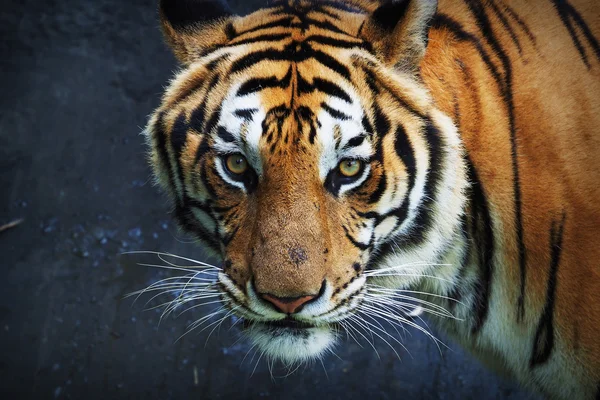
(1, 1, 540, 399)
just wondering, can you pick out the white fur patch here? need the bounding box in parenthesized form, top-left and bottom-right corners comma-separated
(245, 324, 337, 365)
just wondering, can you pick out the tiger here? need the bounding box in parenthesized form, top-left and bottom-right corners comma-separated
(143, 0, 600, 398)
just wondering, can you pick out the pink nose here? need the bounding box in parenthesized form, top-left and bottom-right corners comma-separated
(261, 294, 317, 314)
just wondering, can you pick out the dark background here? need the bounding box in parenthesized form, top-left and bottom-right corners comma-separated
(1, 1, 539, 399)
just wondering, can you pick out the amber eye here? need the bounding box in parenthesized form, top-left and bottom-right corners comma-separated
(225, 154, 249, 175)
(338, 159, 362, 177)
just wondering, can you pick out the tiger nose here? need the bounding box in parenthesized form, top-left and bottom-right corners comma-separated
(260, 293, 317, 314)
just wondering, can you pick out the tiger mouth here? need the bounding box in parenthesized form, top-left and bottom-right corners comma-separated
(243, 318, 319, 330)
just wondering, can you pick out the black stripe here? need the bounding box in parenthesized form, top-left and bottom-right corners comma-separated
(360, 64, 426, 119)
(431, 15, 505, 96)
(314, 6, 341, 20)
(187, 72, 221, 132)
(530, 213, 566, 367)
(372, 103, 391, 137)
(499, 0, 537, 46)
(301, 77, 352, 103)
(200, 158, 218, 199)
(216, 126, 236, 143)
(368, 139, 386, 203)
(309, 18, 351, 36)
(370, 0, 410, 32)
(236, 17, 294, 36)
(308, 119, 318, 144)
(154, 113, 180, 204)
(448, 213, 472, 313)
(221, 224, 240, 246)
(394, 125, 416, 202)
(595, 383, 600, 400)
(383, 124, 417, 228)
(171, 112, 189, 158)
(361, 114, 374, 136)
(194, 135, 211, 166)
(237, 67, 292, 96)
(204, 105, 222, 136)
(565, 3, 600, 61)
(206, 55, 229, 71)
(552, 0, 600, 68)
(170, 70, 215, 106)
(393, 119, 444, 248)
(229, 48, 289, 74)
(229, 42, 351, 82)
(344, 135, 366, 149)
(311, 49, 352, 80)
(342, 225, 370, 250)
(321, 103, 351, 120)
(488, 0, 523, 54)
(361, 66, 380, 94)
(190, 102, 206, 134)
(169, 114, 190, 203)
(306, 35, 366, 49)
(311, 0, 364, 14)
(467, 158, 495, 334)
(187, 198, 213, 214)
(234, 109, 257, 120)
(174, 204, 220, 253)
(228, 33, 290, 47)
(553, 0, 591, 68)
(460, 1, 528, 321)
(369, 118, 444, 263)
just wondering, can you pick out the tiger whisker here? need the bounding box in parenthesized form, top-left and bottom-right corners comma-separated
(251, 349, 266, 378)
(204, 307, 240, 346)
(369, 302, 412, 338)
(360, 313, 409, 359)
(363, 295, 457, 320)
(121, 250, 222, 270)
(125, 273, 212, 303)
(345, 314, 381, 360)
(359, 303, 449, 352)
(131, 285, 217, 300)
(363, 292, 459, 320)
(366, 287, 463, 318)
(139, 284, 218, 310)
(369, 285, 465, 305)
(136, 262, 220, 276)
(163, 298, 224, 324)
(145, 291, 219, 314)
(240, 342, 259, 366)
(338, 319, 364, 349)
(319, 357, 329, 380)
(282, 360, 303, 378)
(367, 262, 452, 275)
(351, 314, 401, 359)
(364, 272, 455, 284)
(268, 356, 276, 382)
(175, 308, 225, 343)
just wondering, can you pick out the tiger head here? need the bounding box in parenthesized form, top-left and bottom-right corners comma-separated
(146, 0, 468, 364)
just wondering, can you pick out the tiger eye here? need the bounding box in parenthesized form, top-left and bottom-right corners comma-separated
(339, 159, 362, 177)
(226, 154, 249, 175)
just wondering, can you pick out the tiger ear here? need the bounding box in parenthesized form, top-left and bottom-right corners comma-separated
(360, 0, 438, 73)
(159, 0, 235, 65)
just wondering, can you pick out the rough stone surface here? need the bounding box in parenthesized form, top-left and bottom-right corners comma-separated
(0, 1, 539, 399)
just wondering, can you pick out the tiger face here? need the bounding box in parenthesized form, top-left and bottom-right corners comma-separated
(147, 0, 467, 364)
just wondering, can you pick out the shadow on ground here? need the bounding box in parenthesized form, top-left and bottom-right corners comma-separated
(0, 1, 539, 399)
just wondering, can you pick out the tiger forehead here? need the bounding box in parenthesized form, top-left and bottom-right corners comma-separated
(230, 0, 369, 39)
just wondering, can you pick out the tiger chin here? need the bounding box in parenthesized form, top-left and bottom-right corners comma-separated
(142, 0, 600, 399)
